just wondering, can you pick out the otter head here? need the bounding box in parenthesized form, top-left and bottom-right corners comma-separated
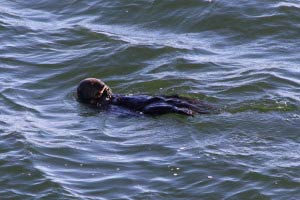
(77, 78, 112, 107)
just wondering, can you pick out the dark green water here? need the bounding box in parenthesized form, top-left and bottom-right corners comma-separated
(1, 0, 300, 199)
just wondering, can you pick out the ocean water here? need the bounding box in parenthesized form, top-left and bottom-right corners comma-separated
(1, 0, 300, 199)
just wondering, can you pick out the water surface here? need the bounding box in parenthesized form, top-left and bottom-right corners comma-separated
(1, 0, 300, 199)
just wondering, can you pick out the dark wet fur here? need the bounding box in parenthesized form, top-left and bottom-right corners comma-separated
(163, 95, 216, 114)
(77, 78, 112, 106)
(77, 78, 215, 116)
(110, 94, 215, 116)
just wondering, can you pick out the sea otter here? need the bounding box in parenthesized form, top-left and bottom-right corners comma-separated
(77, 78, 214, 116)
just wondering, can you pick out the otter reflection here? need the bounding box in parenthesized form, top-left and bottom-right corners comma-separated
(77, 78, 214, 116)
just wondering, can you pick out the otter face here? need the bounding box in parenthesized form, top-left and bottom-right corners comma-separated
(77, 78, 112, 106)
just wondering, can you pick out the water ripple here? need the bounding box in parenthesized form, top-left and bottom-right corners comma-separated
(1, 0, 300, 199)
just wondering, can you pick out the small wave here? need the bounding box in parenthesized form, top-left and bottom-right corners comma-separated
(275, 2, 300, 10)
(225, 98, 298, 113)
(0, 131, 71, 199)
(1, 89, 40, 114)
